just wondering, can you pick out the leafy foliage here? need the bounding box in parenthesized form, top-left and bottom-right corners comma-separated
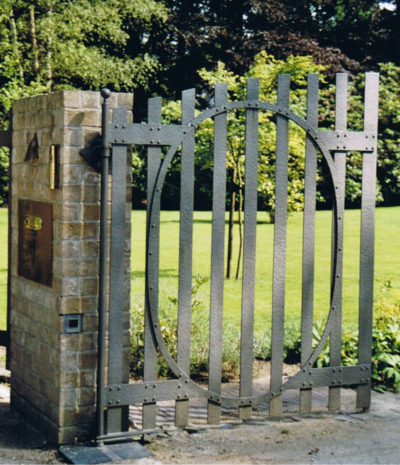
(0, 0, 168, 204)
(130, 274, 241, 380)
(310, 282, 400, 392)
(130, 274, 400, 393)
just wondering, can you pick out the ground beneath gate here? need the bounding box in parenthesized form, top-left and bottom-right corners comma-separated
(1, 349, 400, 464)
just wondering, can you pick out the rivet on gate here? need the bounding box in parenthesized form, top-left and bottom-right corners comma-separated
(310, 382, 313, 387)
(122, 125, 126, 129)
(150, 140, 154, 144)
(144, 398, 148, 403)
(145, 384, 149, 389)
(152, 397, 156, 402)
(153, 384, 156, 389)
(339, 368, 343, 373)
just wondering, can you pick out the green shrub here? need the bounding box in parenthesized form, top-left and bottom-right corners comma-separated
(310, 282, 400, 392)
(130, 279, 400, 392)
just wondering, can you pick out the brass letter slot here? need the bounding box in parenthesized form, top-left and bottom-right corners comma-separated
(24, 215, 43, 232)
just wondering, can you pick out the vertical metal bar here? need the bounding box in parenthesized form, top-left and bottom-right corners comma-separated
(208, 83, 228, 424)
(269, 74, 290, 417)
(6, 111, 12, 369)
(97, 89, 111, 443)
(239, 78, 259, 421)
(143, 97, 162, 430)
(357, 72, 379, 410)
(107, 105, 129, 432)
(299, 74, 319, 414)
(328, 73, 347, 412)
(176, 89, 195, 427)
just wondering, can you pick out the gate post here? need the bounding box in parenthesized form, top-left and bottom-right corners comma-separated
(8, 90, 132, 444)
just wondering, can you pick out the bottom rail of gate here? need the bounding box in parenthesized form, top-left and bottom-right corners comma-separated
(98, 363, 371, 441)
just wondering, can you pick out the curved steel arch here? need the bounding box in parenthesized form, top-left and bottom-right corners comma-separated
(144, 100, 341, 406)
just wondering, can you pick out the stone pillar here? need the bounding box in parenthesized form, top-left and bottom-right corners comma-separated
(9, 90, 132, 444)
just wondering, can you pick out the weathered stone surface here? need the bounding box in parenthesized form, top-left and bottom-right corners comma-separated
(10, 90, 132, 445)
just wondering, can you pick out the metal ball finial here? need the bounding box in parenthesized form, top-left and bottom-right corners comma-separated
(100, 88, 111, 100)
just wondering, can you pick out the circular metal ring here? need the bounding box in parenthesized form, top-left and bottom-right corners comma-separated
(145, 100, 340, 405)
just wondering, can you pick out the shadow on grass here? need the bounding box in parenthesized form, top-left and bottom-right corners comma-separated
(131, 269, 178, 279)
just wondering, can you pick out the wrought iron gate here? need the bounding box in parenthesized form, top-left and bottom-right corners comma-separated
(93, 72, 379, 443)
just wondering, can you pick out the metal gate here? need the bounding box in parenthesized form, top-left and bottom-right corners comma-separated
(92, 72, 379, 443)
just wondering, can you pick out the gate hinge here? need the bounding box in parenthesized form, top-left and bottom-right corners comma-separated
(80, 133, 102, 172)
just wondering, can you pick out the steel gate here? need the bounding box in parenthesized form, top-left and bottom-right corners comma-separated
(91, 72, 379, 444)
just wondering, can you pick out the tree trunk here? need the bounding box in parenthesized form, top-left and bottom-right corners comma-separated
(226, 167, 237, 279)
(10, 8, 24, 82)
(29, 5, 40, 83)
(46, 2, 53, 91)
(235, 171, 244, 280)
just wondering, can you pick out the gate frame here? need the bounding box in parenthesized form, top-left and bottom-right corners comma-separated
(91, 72, 379, 444)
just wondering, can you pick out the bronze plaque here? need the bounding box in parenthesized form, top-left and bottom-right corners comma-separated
(18, 200, 53, 286)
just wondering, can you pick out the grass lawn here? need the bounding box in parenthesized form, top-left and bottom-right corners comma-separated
(131, 206, 400, 334)
(0, 206, 399, 333)
(0, 208, 7, 330)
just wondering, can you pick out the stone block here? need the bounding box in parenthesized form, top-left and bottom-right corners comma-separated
(63, 91, 81, 109)
(81, 92, 100, 109)
(79, 351, 97, 370)
(63, 128, 81, 147)
(82, 204, 100, 221)
(81, 277, 98, 296)
(64, 109, 101, 128)
(117, 93, 134, 108)
(81, 240, 99, 258)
